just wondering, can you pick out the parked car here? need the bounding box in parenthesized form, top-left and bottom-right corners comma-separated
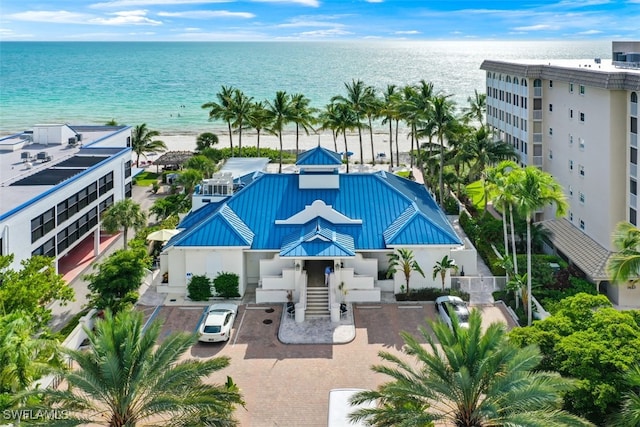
(435, 296, 470, 329)
(198, 303, 238, 342)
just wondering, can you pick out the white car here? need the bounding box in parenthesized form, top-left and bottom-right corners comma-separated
(435, 296, 470, 329)
(198, 303, 237, 342)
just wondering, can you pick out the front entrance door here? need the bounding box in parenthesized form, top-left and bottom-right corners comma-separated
(305, 259, 333, 287)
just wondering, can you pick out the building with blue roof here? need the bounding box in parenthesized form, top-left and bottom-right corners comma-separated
(159, 146, 476, 318)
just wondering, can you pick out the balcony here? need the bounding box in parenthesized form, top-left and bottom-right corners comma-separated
(533, 110, 542, 120)
(632, 132, 638, 148)
(534, 87, 542, 97)
(533, 133, 543, 143)
(631, 163, 638, 179)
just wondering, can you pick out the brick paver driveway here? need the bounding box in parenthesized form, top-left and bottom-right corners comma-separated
(150, 303, 513, 427)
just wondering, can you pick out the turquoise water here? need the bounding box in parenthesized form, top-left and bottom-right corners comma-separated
(0, 40, 611, 135)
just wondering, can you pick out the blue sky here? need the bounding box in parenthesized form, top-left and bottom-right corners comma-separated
(1, 0, 639, 41)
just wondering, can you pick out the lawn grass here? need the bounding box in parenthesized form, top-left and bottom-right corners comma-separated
(133, 172, 159, 187)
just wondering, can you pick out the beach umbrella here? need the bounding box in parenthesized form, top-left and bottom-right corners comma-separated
(146, 229, 181, 242)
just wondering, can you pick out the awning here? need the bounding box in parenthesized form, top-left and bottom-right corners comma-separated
(539, 218, 612, 282)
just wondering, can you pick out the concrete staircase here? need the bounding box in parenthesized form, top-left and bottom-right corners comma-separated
(305, 287, 330, 318)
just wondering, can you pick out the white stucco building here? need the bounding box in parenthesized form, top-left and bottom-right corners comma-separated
(481, 41, 640, 305)
(0, 124, 133, 271)
(159, 146, 477, 320)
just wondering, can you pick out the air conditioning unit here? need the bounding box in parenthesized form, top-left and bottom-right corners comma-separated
(76, 133, 83, 142)
(68, 137, 77, 145)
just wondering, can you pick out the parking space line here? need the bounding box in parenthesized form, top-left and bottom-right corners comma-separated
(232, 306, 247, 346)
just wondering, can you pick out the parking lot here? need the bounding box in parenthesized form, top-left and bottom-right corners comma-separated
(141, 302, 515, 426)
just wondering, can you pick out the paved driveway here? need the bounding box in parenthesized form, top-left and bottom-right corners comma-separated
(147, 302, 514, 427)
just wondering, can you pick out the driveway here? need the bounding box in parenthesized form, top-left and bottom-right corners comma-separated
(146, 302, 514, 426)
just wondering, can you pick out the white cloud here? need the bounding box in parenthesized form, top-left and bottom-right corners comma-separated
(298, 28, 352, 37)
(158, 10, 255, 18)
(512, 24, 554, 31)
(576, 29, 603, 34)
(394, 30, 420, 35)
(91, 0, 231, 9)
(90, 10, 163, 25)
(277, 19, 341, 28)
(251, 0, 320, 7)
(7, 10, 92, 24)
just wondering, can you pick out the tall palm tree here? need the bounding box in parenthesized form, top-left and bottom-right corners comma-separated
(463, 89, 487, 126)
(361, 85, 379, 164)
(247, 100, 272, 157)
(231, 88, 253, 155)
(606, 221, 640, 286)
(379, 85, 400, 167)
(20, 309, 244, 426)
(333, 102, 359, 173)
(202, 85, 236, 156)
(349, 310, 592, 427)
(467, 126, 519, 182)
(332, 79, 367, 166)
(266, 91, 294, 173)
(101, 199, 147, 249)
(432, 255, 459, 292)
(431, 94, 456, 208)
(131, 123, 167, 167)
(510, 166, 568, 325)
(386, 248, 425, 295)
(290, 93, 317, 158)
(318, 102, 341, 152)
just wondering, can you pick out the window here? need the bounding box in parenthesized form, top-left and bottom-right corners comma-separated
(99, 172, 114, 195)
(569, 160, 574, 171)
(632, 92, 638, 103)
(580, 85, 585, 95)
(125, 160, 132, 178)
(632, 117, 638, 134)
(570, 212, 574, 222)
(32, 237, 55, 257)
(31, 208, 55, 243)
(579, 192, 585, 203)
(569, 185, 573, 197)
(549, 127, 553, 136)
(549, 80, 553, 88)
(570, 109, 573, 118)
(632, 147, 638, 165)
(569, 134, 573, 145)
(549, 150, 553, 159)
(579, 138, 585, 150)
(569, 82, 574, 93)
(579, 165, 585, 176)
(580, 219, 585, 230)
(580, 112, 585, 122)
(631, 208, 637, 226)
(549, 103, 553, 112)
(534, 99, 542, 110)
(632, 179, 638, 196)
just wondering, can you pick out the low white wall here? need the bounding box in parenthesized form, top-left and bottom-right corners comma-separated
(344, 289, 380, 302)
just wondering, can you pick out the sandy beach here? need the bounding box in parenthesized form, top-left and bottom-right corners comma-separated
(160, 129, 417, 164)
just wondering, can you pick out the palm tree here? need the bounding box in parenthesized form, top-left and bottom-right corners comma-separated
(606, 221, 640, 286)
(349, 310, 592, 427)
(231, 88, 253, 155)
(386, 248, 425, 295)
(361, 85, 379, 164)
(333, 102, 360, 173)
(510, 166, 568, 325)
(101, 199, 147, 249)
(463, 89, 487, 126)
(0, 312, 62, 399)
(20, 309, 244, 426)
(247, 100, 272, 157)
(432, 255, 459, 292)
(332, 79, 367, 166)
(290, 93, 317, 158)
(620, 362, 640, 426)
(467, 127, 519, 182)
(380, 85, 400, 167)
(177, 169, 204, 195)
(318, 102, 342, 152)
(430, 94, 456, 208)
(185, 155, 216, 178)
(202, 85, 236, 156)
(195, 132, 219, 152)
(131, 123, 167, 167)
(266, 91, 294, 173)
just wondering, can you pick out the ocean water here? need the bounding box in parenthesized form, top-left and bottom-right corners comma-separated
(0, 40, 611, 136)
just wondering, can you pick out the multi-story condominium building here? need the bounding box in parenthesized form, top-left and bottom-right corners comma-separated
(0, 124, 132, 272)
(481, 41, 640, 306)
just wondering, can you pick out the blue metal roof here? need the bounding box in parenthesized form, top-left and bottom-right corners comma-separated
(179, 202, 222, 229)
(296, 146, 342, 166)
(169, 149, 461, 251)
(280, 219, 356, 257)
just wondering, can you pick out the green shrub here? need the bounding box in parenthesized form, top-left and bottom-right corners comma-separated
(213, 272, 240, 298)
(443, 195, 459, 215)
(188, 275, 212, 301)
(395, 287, 470, 302)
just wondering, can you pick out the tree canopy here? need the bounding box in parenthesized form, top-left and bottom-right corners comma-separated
(509, 293, 640, 425)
